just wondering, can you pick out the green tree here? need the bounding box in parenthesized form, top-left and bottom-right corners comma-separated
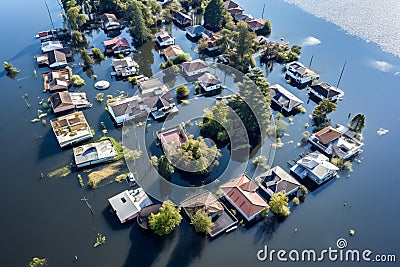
(128, 1, 152, 47)
(71, 74, 85, 87)
(269, 192, 290, 217)
(348, 113, 366, 133)
(71, 30, 86, 47)
(204, 0, 226, 31)
(158, 155, 174, 179)
(191, 209, 214, 234)
(148, 201, 182, 236)
(259, 19, 272, 36)
(200, 100, 231, 144)
(66, 5, 88, 30)
(172, 53, 191, 65)
(91, 48, 105, 61)
(172, 136, 221, 175)
(299, 185, 308, 196)
(80, 49, 94, 67)
(3, 61, 19, 74)
(312, 99, 337, 124)
(176, 84, 190, 99)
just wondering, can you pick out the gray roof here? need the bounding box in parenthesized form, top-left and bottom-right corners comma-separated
(269, 84, 303, 109)
(310, 82, 344, 99)
(198, 72, 221, 88)
(256, 166, 301, 197)
(181, 59, 208, 73)
(186, 25, 205, 35)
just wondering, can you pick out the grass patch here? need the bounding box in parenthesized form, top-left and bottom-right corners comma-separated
(48, 166, 71, 178)
(88, 161, 123, 188)
(115, 173, 128, 183)
(77, 174, 84, 187)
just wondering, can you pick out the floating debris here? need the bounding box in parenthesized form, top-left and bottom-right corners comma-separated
(349, 229, 355, 236)
(38, 113, 47, 119)
(41, 119, 47, 126)
(304, 123, 309, 128)
(77, 174, 84, 187)
(287, 140, 294, 144)
(377, 128, 389, 136)
(31, 118, 39, 123)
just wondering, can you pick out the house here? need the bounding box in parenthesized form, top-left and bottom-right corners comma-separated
(181, 59, 208, 77)
(286, 61, 319, 85)
(100, 13, 121, 31)
(155, 31, 175, 47)
(309, 82, 345, 102)
(41, 40, 63, 52)
(73, 138, 119, 168)
(138, 77, 169, 94)
(181, 191, 238, 237)
(227, 6, 244, 17)
(255, 166, 301, 199)
(50, 111, 93, 148)
(290, 151, 339, 185)
(112, 57, 139, 77)
(224, 0, 240, 10)
(197, 72, 222, 96)
(161, 45, 185, 61)
(269, 84, 303, 113)
(157, 124, 188, 156)
(49, 91, 91, 113)
(234, 13, 254, 22)
(185, 25, 205, 39)
(42, 68, 71, 92)
(36, 48, 72, 69)
(201, 29, 220, 51)
(103, 37, 131, 55)
(107, 90, 177, 125)
(36, 29, 58, 42)
(246, 18, 265, 32)
(254, 35, 268, 45)
(173, 11, 192, 27)
(220, 174, 269, 221)
(108, 188, 153, 224)
(308, 124, 364, 160)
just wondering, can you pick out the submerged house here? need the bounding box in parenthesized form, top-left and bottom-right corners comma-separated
(36, 48, 72, 69)
(255, 166, 301, 199)
(49, 91, 91, 113)
(246, 18, 265, 32)
(185, 25, 205, 39)
(138, 78, 169, 94)
(290, 151, 339, 185)
(181, 191, 238, 237)
(269, 84, 303, 113)
(161, 45, 185, 61)
(220, 174, 269, 221)
(42, 68, 71, 92)
(197, 72, 222, 96)
(286, 61, 319, 85)
(201, 29, 220, 52)
(108, 188, 153, 224)
(234, 13, 254, 22)
(155, 31, 175, 47)
(73, 138, 119, 168)
(173, 11, 192, 27)
(41, 40, 64, 53)
(309, 82, 345, 102)
(107, 90, 177, 125)
(100, 13, 121, 31)
(103, 37, 130, 55)
(157, 124, 188, 156)
(50, 111, 93, 148)
(308, 124, 364, 160)
(112, 57, 139, 77)
(181, 59, 208, 77)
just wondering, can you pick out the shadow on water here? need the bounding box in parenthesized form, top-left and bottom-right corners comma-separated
(123, 223, 178, 267)
(7, 43, 38, 62)
(102, 207, 133, 231)
(165, 222, 207, 267)
(38, 128, 64, 160)
(252, 216, 281, 245)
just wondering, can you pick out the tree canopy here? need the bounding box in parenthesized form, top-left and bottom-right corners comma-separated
(128, 1, 152, 47)
(176, 84, 190, 99)
(158, 155, 174, 179)
(312, 99, 337, 125)
(190, 209, 214, 234)
(148, 201, 182, 236)
(204, 0, 227, 31)
(71, 74, 85, 87)
(269, 192, 290, 217)
(348, 113, 366, 133)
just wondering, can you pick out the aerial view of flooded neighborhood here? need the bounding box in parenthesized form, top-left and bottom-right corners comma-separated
(0, 0, 399, 266)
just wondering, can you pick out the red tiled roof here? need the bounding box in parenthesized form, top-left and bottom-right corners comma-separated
(163, 45, 184, 59)
(246, 18, 265, 29)
(315, 126, 341, 145)
(103, 37, 130, 50)
(221, 174, 268, 219)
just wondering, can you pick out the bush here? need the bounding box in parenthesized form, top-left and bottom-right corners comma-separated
(269, 192, 290, 217)
(149, 201, 182, 236)
(3, 61, 19, 74)
(176, 84, 190, 99)
(190, 209, 214, 234)
(71, 74, 85, 87)
(91, 48, 105, 61)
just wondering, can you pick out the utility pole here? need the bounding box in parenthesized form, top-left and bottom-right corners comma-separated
(337, 61, 347, 88)
(44, 0, 55, 29)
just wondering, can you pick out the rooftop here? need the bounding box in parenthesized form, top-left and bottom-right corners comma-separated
(181, 59, 208, 73)
(108, 188, 153, 224)
(49, 91, 91, 113)
(198, 72, 221, 88)
(157, 124, 188, 155)
(309, 82, 344, 99)
(256, 166, 301, 197)
(73, 138, 119, 167)
(315, 126, 342, 145)
(269, 84, 303, 110)
(162, 45, 184, 60)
